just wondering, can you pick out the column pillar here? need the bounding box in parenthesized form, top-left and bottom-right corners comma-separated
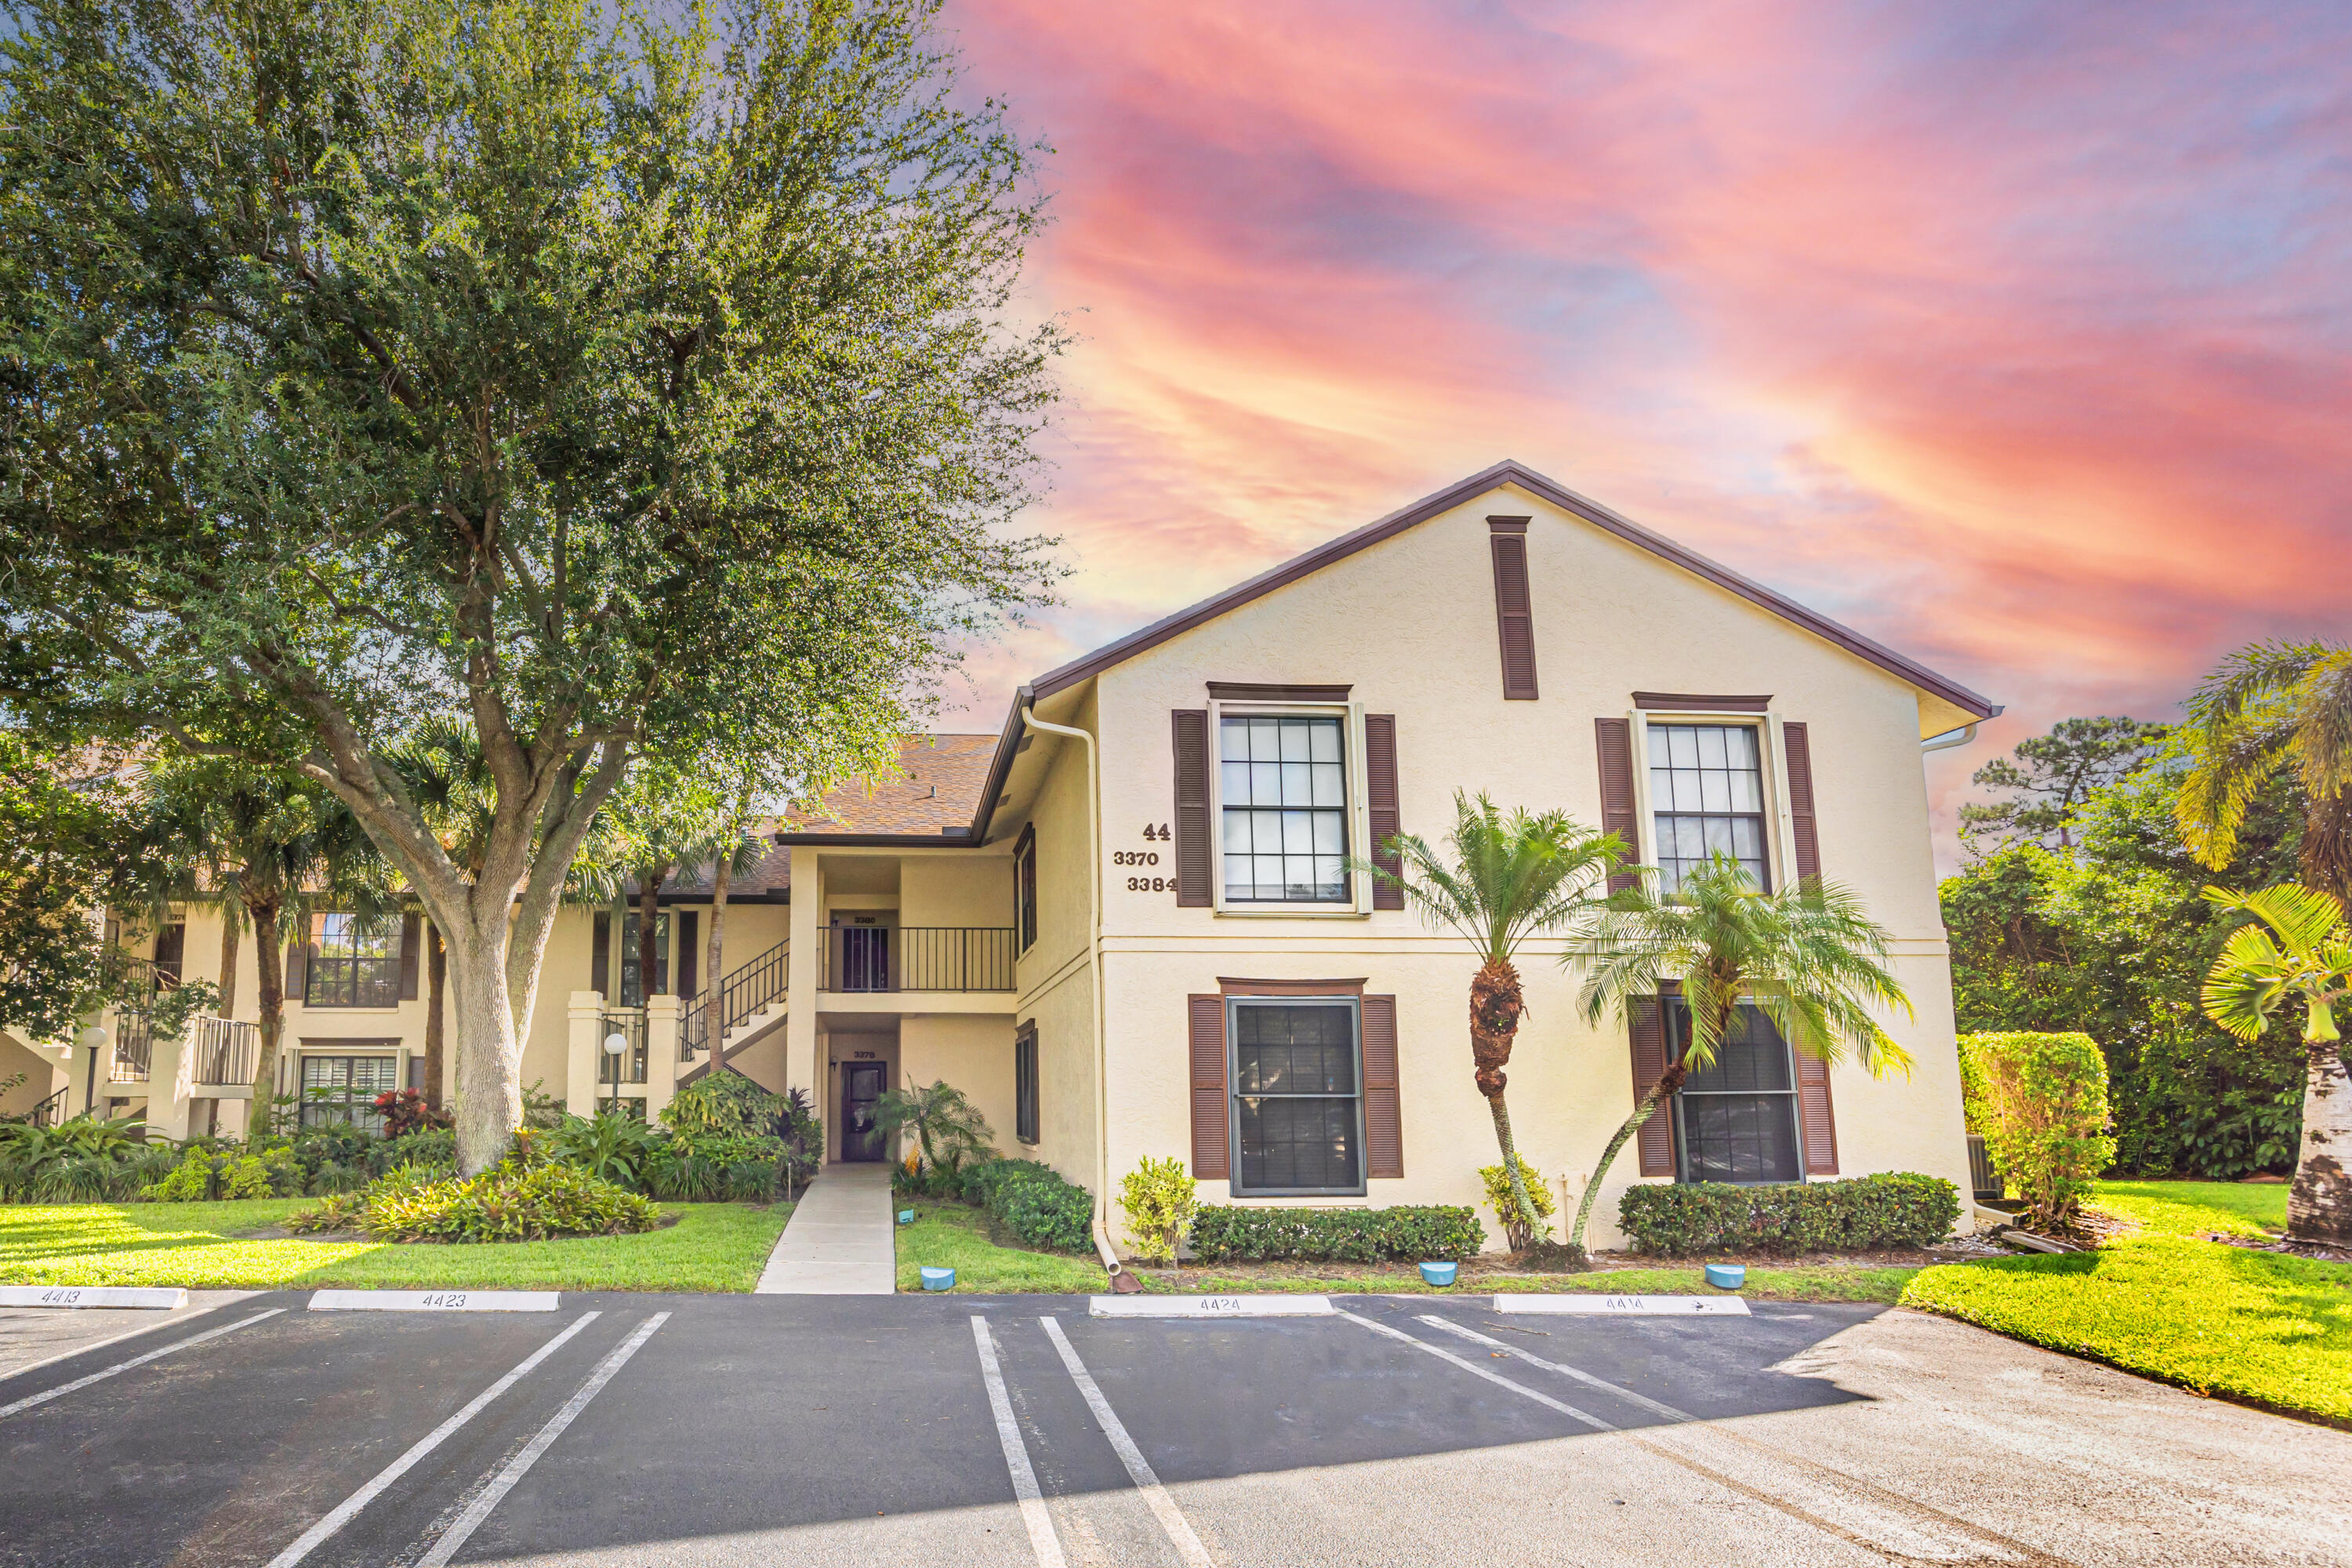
(145, 1025, 194, 1142)
(565, 991, 604, 1118)
(643, 995, 681, 1123)
(785, 848, 822, 1101)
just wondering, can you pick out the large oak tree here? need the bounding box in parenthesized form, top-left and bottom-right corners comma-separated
(0, 0, 1060, 1170)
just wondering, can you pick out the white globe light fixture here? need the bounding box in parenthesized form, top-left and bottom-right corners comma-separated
(603, 1030, 629, 1116)
(76, 1024, 109, 1049)
(75, 1023, 111, 1113)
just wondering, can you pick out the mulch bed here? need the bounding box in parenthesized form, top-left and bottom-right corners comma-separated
(1143, 1244, 1971, 1287)
(2205, 1230, 2352, 1265)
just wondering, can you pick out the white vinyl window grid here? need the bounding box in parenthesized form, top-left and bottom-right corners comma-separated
(1206, 701, 1371, 916)
(1627, 710, 1796, 897)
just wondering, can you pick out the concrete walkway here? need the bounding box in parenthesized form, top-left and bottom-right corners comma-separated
(755, 1163, 897, 1294)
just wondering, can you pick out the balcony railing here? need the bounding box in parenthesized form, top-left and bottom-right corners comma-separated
(191, 1016, 260, 1087)
(817, 927, 1016, 993)
(599, 1010, 648, 1084)
(109, 1007, 153, 1083)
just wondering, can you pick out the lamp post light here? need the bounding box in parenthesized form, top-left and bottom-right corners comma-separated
(603, 1030, 628, 1119)
(77, 1024, 109, 1118)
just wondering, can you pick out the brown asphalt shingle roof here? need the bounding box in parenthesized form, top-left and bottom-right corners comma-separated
(779, 734, 1000, 839)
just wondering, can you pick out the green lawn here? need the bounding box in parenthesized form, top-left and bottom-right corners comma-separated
(893, 1201, 1106, 1293)
(0, 1200, 794, 1294)
(1903, 1180, 2350, 1425)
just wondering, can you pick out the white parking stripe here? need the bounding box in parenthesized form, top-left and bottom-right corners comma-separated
(261, 1310, 601, 1568)
(970, 1317, 1069, 1568)
(1335, 1310, 1616, 1431)
(1417, 1315, 1695, 1422)
(415, 1312, 669, 1568)
(1038, 1316, 1218, 1568)
(0, 1308, 285, 1420)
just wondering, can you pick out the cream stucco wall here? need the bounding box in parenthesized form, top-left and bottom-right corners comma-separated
(1004, 477, 1974, 1251)
(899, 1013, 1019, 1160)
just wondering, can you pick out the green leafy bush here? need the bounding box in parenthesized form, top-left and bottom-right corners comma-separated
(956, 1157, 1095, 1252)
(661, 1072, 783, 1139)
(1617, 1172, 1962, 1257)
(1118, 1157, 1197, 1265)
(1186, 1205, 1486, 1263)
(300, 1163, 659, 1243)
(544, 1112, 663, 1188)
(141, 1146, 217, 1202)
(1959, 1031, 2117, 1229)
(1479, 1158, 1556, 1250)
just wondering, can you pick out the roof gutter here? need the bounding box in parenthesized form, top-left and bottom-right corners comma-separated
(1921, 722, 1983, 754)
(1018, 702, 1140, 1294)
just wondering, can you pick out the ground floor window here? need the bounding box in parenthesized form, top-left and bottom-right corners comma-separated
(1229, 997, 1363, 1196)
(1014, 1025, 1039, 1145)
(300, 1054, 400, 1132)
(1668, 1001, 1802, 1184)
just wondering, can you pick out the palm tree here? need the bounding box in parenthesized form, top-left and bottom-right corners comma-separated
(873, 1079, 995, 1174)
(1352, 792, 1624, 1250)
(2179, 641, 2352, 906)
(1567, 852, 1913, 1254)
(2200, 884, 2352, 1246)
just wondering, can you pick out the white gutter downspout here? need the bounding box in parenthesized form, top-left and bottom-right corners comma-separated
(1921, 722, 1981, 754)
(1020, 704, 1137, 1293)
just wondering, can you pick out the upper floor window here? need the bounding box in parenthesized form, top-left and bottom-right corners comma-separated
(619, 911, 670, 1005)
(1219, 715, 1348, 903)
(1649, 723, 1769, 893)
(1015, 827, 1038, 953)
(305, 913, 402, 1007)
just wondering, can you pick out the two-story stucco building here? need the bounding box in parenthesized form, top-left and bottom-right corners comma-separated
(5, 461, 1996, 1252)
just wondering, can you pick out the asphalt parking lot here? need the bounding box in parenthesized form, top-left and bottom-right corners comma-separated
(0, 1290, 2344, 1567)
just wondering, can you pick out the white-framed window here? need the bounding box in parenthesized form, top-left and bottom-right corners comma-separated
(1227, 996, 1365, 1196)
(1646, 721, 1772, 892)
(1207, 701, 1367, 914)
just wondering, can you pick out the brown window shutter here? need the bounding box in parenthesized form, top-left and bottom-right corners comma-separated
(284, 921, 307, 999)
(1363, 714, 1403, 911)
(677, 910, 699, 999)
(591, 910, 611, 996)
(1594, 717, 1642, 894)
(1783, 720, 1820, 884)
(1797, 1051, 1839, 1174)
(1172, 710, 1212, 907)
(1629, 994, 1675, 1177)
(399, 913, 422, 1000)
(1489, 526, 1539, 699)
(1361, 994, 1403, 1178)
(1189, 993, 1229, 1178)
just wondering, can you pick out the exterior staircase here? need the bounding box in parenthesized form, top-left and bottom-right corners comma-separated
(677, 938, 789, 1083)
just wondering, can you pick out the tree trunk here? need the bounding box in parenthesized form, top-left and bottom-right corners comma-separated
(703, 848, 732, 1054)
(424, 920, 446, 1110)
(2288, 1027, 2352, 1247)
(636, 868, 667, 1000)
(1469, 957, 1542, 1244)
(445, 909, 524, 1175)
(245, 901, 284, 1139)
(216, 901, 240, 1021)
(1568, 1061, 1690, 1253)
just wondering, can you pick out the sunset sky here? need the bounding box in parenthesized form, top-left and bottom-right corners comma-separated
(929, 0, 2352, 867)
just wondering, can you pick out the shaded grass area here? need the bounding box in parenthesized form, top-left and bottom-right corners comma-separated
(1904, 1181, 2347, 1425)
(2090, 1180, 2288, 1239)
(1132, 1261, 1918, 1301)
(893, 1201, 1105, 1294)
(0, 1201, 793, 1294)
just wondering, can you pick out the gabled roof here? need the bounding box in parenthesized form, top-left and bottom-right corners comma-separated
(1028, 459, 1999, 719)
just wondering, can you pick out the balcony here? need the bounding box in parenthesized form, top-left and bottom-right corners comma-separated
(817, 927, 1016, 994)
(190, 1017, 260, 1089)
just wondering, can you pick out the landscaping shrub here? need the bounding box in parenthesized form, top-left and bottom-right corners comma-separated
(372, 1088, 454, 1138)
(141, 1146, 217, 1203)
(953, 1156, 1095, 1252)
(1617, 1172, 1962, 1258)
(1186, 1205, 1486, 1264)
(661, 1072, 784, 1139)
(369, 1129, 457, 1180)
(1118, 1157, 1197, 1265)
(296, 1163, 659, 1243)
(1959, 1031, 2117, 1229)
(1479, 1158, 1557, 1250)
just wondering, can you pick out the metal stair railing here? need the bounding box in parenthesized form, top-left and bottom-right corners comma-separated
(680, 938, 789, 1060)
(191, 1016, 260, 1087)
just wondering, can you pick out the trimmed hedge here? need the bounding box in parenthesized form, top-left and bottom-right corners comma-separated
(1187, 1205, 1485, 1263)
(958, 1157, 1094, 1253)
(1617, 1172, 1960, 1258)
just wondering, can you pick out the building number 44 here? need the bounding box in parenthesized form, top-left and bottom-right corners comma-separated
(1120, 825, 1173, 891)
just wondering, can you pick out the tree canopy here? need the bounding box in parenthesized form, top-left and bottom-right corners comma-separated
(0, 0, 1062, 1167)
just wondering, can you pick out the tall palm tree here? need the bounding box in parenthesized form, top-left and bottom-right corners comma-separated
(1353, 792, 1624, 1249)
(2179, 641, 2352, 906)
(2200, 883, 2352, 1246)
(1567, 852, 1913, 1253)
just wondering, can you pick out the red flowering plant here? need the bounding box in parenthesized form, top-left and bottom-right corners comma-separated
(373, 1088, 455, 1138)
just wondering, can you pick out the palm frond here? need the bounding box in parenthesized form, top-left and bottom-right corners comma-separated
(2203, 881, 2347, 956)
(1348, 791, 1622, 962)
